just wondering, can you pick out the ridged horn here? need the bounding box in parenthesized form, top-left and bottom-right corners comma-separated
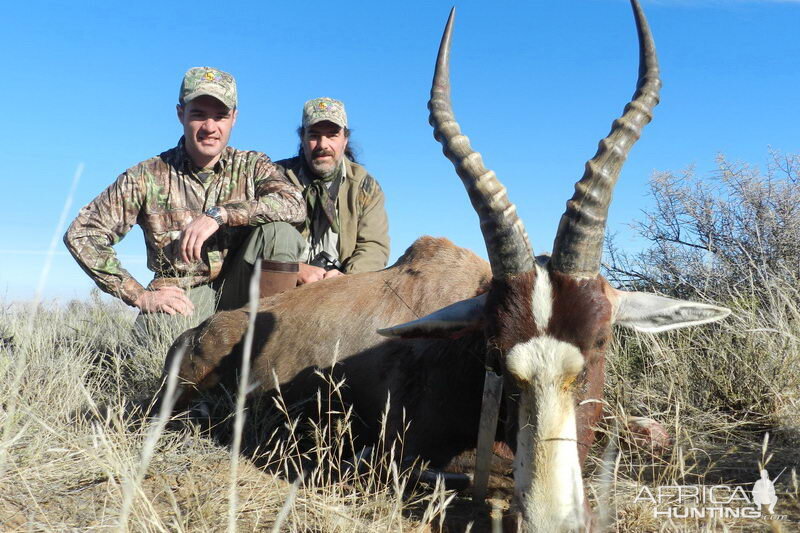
(428, 7, 535, 278)
(550, 0, 661, 278)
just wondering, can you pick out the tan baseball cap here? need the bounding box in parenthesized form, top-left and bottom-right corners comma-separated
(179, 67, 237, 109)
(302, 97, 347, 129)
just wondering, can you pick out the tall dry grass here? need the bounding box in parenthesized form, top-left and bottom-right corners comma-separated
(588, 271, 800, 531)
(1, 263, 799, 530)
(591, 152, 800, 530)
(0, 291, 457, 531)
(2, 278, 797, 531)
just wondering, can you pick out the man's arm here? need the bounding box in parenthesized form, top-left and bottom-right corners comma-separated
(341, 175, 390, 274)
(63, 170, 148, 306)
(222, 157, 305, 227)
(179, 156, 305, 263)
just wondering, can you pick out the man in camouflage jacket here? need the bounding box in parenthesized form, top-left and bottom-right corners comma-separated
(64, 67, 306, 323)
(276, 97, 389, 285)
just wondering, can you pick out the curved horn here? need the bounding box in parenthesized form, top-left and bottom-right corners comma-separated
(550, 0, 661, 278)
(428, 8, 535, 278)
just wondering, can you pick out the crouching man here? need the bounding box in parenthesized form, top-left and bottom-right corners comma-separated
(64, 67, 307, 339)
(276, 97, 389, 284)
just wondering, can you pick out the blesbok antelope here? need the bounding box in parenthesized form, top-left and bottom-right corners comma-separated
(164, 1, 730, 530)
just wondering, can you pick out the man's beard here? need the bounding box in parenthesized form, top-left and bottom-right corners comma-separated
(309, 150, 340, 178)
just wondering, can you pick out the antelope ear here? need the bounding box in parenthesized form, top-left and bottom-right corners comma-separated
(612, 289, 731, 333)
(377, 293, 487, 339)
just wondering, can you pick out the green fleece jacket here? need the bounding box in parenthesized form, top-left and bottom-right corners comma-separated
(276, 157, 390, 273)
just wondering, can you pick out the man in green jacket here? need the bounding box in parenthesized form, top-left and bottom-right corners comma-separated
(276, 97, 390, 285)
(64, 67, 306, 331)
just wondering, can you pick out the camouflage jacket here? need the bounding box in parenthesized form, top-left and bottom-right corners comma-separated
(64, 139, 305, 306)
(277, 157, 389, 274)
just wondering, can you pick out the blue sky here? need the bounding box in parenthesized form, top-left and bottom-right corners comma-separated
(1, 0, 798, 303)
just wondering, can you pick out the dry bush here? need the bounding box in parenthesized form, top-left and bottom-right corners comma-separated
(605, 151, 800, 434)
(598, 151, 800, 530)
(607, 151, 800, 299)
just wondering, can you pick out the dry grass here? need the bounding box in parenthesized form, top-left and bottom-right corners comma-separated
(1, 274, 798, 531)
(590, 274, 800, 531)
(0, 293, 454, 532)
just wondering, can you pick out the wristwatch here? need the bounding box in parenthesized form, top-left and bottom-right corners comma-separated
(204, 206, 225, 226)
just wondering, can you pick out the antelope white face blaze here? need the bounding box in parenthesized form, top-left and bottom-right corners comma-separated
(506, 336, 586, 532)
(531, 265, 554, 332)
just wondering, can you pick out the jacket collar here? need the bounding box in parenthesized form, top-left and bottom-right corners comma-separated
(176, 136, 233, 174)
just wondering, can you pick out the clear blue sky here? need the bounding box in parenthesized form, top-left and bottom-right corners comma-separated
(1, 0, 798, 303)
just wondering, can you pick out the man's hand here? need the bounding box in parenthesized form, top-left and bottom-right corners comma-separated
(297, 263, 327, 285)
(181, 215, 220, 263)
(134, 286, 195, 316)
(323, 269, 342, 280)
(297, 264, 343, 285)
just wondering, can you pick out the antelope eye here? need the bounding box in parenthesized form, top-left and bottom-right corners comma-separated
(594, 337, 607, 350)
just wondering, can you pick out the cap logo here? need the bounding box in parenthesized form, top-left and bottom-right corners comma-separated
(302, 97, 347, 129)
(180, 67, 238, 109)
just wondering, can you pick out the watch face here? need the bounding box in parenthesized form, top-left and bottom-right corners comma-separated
(206, 207, 223, 224)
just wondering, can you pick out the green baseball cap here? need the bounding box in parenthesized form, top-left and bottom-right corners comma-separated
(179, 67, 237, 109)
(302, 97, 347, 129)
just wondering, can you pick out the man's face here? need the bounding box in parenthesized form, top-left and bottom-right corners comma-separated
(177, 95, 237, 168)
(303, 121, 348, 177)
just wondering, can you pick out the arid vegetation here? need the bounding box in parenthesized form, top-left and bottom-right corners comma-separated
(1, 154, 799, 531)
(600, 151, 800, 530)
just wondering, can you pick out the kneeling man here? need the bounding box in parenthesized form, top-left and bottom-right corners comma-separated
(276, 97, 389, 284)
(64, 67, 306, 335)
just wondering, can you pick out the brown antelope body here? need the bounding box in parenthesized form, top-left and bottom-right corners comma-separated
(165, 2, 730, 530)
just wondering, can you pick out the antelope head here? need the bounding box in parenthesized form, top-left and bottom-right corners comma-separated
(380, 1, 730, 531)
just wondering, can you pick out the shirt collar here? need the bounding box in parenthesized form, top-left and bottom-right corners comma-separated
(176, 136, 232, 174)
